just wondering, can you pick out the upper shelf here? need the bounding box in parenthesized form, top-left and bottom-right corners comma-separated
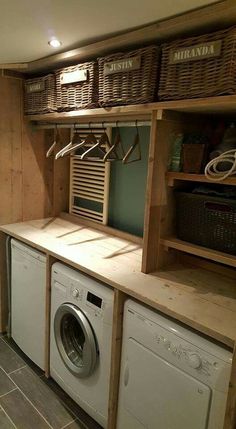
(26, 103, 158, 123)
(26, 95, 236, 123)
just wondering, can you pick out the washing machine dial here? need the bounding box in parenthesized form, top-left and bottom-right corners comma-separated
(187, 352, 202, 369)
(72, 288, 80, 299)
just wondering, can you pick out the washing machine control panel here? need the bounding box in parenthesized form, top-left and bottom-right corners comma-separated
(70, 283, 105, 317)
(70, 285, 83, 301)
(72, 288, 81, 299)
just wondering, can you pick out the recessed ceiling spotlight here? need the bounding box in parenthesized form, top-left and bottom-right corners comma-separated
(48, 39, 62, 48)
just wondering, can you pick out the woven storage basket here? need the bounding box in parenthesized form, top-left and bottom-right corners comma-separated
(158, 26, 236, 100)
(24, 74, 56, 115)
(98, 46, 159, 106)
(56, 62, 98, 111)
(176, 191, 236, 255)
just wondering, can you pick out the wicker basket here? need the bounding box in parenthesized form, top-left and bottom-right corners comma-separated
(176, 191, 236, 254)
(56, 62, 98, 111)
(98, 46, 159, 106)
(158, 26, 236, 100)
(24, 74, 56, 115)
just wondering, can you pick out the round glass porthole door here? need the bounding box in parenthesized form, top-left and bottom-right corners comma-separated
(54, 303, 98, 378)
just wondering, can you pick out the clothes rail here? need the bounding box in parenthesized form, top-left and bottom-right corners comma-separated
(32, 120, 151, 130)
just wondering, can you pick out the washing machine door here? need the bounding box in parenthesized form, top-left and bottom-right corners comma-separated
(54, 303, 98, 378)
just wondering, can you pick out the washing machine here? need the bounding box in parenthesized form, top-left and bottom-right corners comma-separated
(50, 263, 114, 428)
(117, 299, 232, 429)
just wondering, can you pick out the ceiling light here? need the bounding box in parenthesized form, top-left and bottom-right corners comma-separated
(48, 39, 62, 48)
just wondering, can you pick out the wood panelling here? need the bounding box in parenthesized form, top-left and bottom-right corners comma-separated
(0, 76, 70, 226)
(52, 129, 70, 216)
(22, 126, 54, 220)
(0, 76, 70, 332)
(22, 126, 70, 220)
(0, 76, 23, 225)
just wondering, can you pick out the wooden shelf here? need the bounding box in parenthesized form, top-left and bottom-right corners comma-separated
(25, 103, 159, 123)
(160, 237, 236, 268)
(166, 172, 236, 187)
(26, 95, 236, 124)
(157, 94, 236, 114)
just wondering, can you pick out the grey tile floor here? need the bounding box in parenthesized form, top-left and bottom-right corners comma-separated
(0, 336, 101, 429)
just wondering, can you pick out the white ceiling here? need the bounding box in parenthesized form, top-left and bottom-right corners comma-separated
(0, 0, 220, 63)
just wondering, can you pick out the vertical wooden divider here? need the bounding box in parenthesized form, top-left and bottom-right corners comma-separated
(224, 344, 236, 429)
(45, 254, 57, 378)
(0, 232, 8, 333)
(142, 110, 195, 273)
(142, 110, 178, 273)
(142, 110, 160, 273)
(107, 289, 126, 429)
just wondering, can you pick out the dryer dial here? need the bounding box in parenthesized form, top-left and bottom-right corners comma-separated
(187, 352, 202, 369)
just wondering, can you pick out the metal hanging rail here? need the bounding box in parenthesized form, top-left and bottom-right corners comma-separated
(32, 120, 151, 130)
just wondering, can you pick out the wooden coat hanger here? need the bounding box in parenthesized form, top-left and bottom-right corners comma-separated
(122, 121, 141, 164)
(103, 122, 125, 162)
(80, 123, 108, 160)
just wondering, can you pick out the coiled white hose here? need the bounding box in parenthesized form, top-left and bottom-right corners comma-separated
(204, 149, 236, 182)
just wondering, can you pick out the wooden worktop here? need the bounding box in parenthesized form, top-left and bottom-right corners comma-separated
(1, 216, 236, 348)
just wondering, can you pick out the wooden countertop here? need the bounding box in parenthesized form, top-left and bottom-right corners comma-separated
(1, 217, 236, 348)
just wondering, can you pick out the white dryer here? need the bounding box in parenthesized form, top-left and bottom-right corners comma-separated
(11, 239, 46, 370)
(117, 299, 232, 429)
(50, 263, 114, 428)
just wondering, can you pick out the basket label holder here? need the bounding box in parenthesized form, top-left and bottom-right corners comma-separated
(60, 69, 88, 84)
(104, 56, 141, 75)
(169, 40, 222, 64)
(26, 81, 45, 93)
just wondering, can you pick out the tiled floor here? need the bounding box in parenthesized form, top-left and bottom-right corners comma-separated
(0, 336, 101, 429)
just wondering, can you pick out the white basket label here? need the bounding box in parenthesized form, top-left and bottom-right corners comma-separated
(104, 56, 141, 75)
(26, 81, 45, 93)
(169, 40, 222, 64)
(60, 69, 88, 84)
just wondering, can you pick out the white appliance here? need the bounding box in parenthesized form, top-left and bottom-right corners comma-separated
(11, 239, 46, 370)
(50, 263, 114, 428)
(117, 299, 232, 429)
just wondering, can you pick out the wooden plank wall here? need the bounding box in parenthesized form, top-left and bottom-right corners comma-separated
(0, 75, 23, 224)
(0, 74, 70, 331)
(0, 75, 70, 223)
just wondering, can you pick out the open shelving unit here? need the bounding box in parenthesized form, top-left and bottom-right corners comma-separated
(26, 95, 236, 276)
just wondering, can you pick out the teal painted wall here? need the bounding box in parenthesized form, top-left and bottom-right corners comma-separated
(108, 126, 150, 237)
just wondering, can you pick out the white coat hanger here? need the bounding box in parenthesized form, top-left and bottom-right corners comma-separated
(46, 125, 59, 158)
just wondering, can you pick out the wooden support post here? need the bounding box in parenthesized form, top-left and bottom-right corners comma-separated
(224, 344, 236, 429)
(142, 111, 159, 273)
(107, 289, 126, 429)
(0, 232, 8, 333)
(45, 254, 57, 378)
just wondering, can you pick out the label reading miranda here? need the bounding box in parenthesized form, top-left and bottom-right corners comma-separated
(104, 56, 141, 75)
(169, 40, 222, 64)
